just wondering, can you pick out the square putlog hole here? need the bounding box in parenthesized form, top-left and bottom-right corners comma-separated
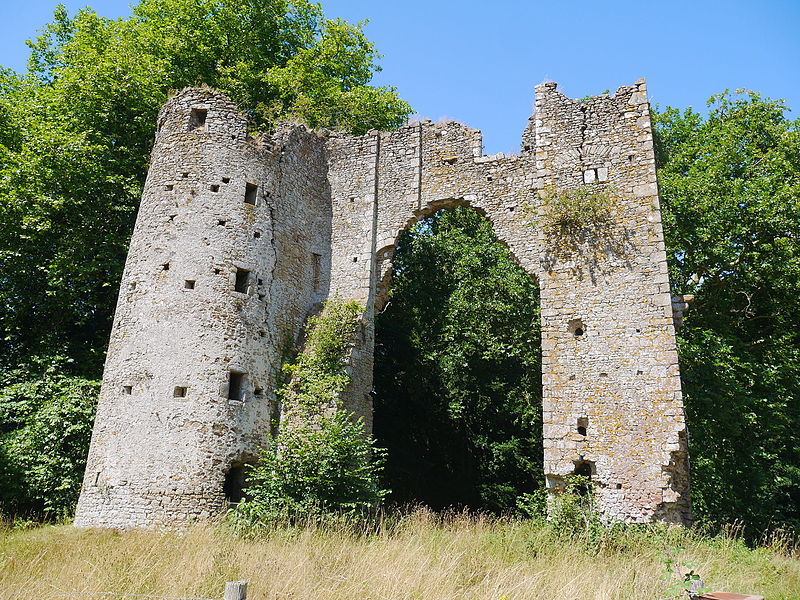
(173, 386, 188, 398)
(184, 280, 196, 289)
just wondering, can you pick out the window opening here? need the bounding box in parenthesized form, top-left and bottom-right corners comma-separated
(568, 319, 585, 337)
(210, 184, 220, 193)
(244, 183, 258, 205)
(312, 253, 322, 291)
(173, 386, 187, 398)
(184, 280, 195, 289)
(228, 371, 245, 401)
(223, 464, 246, 503)
(189, 108, 207, 131)
(577, 416, 588, 436)
(234, 268, 250, 293)
(122, 385, 132, 395)
(573, 460, 594, 495)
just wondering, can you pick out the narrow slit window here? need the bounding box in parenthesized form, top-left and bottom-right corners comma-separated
(244, 183, 258, 205)
(573, 461, 594, 495)
(189, 108, 207, 131)
(228, 371, 245, 401)
(224, 464, 246, 503)
(312, 253, 322, 291)
(234, 268, 250, 293)
(577, 416, 588, 436)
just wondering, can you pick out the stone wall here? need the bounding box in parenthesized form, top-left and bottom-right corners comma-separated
(75, 80, 691, 528)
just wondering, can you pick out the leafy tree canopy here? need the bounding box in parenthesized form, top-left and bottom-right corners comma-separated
(654, 90, 800, 533)
(373, 207, 542, 513)
(0, 0, 411, 375)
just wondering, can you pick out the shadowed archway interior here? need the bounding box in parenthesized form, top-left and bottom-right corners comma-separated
(373, 206, 542, 512)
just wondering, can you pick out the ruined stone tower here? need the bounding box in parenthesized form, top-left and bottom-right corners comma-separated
(75, 79, 691, 528)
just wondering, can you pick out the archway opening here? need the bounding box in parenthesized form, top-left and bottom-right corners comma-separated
(373, 205, 543, 513)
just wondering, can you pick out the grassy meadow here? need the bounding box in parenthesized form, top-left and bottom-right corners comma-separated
(0, 509, 798, 600)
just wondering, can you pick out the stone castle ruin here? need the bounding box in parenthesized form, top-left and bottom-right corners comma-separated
(75, 79, 692, 528)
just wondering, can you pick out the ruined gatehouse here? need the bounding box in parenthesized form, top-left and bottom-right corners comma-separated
(75, 79, 692, 528)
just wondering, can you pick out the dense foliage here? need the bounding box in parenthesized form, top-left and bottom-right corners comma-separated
(236, 299, 387, 524)
(655, 91, 800, 534)
(0, 0, 411, 376)
(279, 298, 363, 414)
(0, 0, 409, 519)
(0, 361, 98, 518)
(373, 207, 542, 513)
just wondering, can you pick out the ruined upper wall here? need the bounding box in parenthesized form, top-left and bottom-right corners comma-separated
(76, 80, 690, 528)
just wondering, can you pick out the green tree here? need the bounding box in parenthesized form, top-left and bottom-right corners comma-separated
(373, 207, 542, 513)
(0, 361, 99, 518)
(654, 90, 800, 533)
(0, 0, 411, 376)
(0, 0, 409, 518)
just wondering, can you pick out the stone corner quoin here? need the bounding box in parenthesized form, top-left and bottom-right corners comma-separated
(73, 78, 692, 529)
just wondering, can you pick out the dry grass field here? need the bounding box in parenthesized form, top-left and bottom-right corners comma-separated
(1, 510, 798, 600)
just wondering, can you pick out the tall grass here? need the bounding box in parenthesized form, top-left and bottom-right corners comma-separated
(0, 509, 797, 600)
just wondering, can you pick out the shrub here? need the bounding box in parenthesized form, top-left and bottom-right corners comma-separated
(536, 186, 617, 239)
(233, 298, 387, 526)
(234, 410, 387, 526)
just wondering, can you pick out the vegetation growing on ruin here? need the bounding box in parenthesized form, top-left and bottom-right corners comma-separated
(534, 185, 618, 239)
(234, 298, 387, 525)
(279, 298, 362, 415)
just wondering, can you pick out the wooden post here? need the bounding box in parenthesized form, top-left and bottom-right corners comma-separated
(224, 580, 248, 600)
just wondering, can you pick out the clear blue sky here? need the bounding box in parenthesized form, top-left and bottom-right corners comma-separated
(2, 0, 798, 154)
